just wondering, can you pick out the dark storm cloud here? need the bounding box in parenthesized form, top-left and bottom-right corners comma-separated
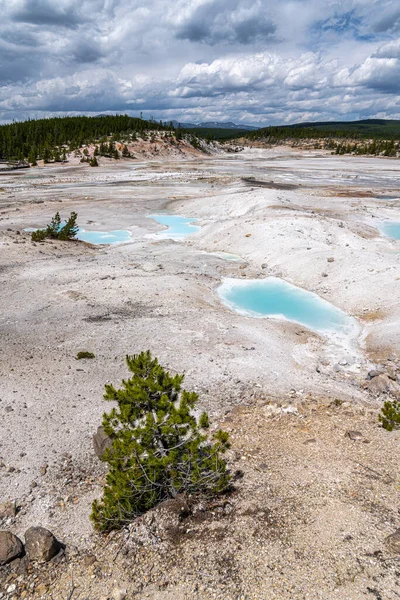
(12, 0, 82, 28)
(371, 6, 400, 34)
(69, 39, 105, 64)
(0, 0, 400, 124)
(175, 0, 276, 45)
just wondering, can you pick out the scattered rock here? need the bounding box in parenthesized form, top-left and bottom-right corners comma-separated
(327, 257, 334, 262)
(83, 553, 97, 567)
(366, 374, 400, 398)
(345, 430, 363, 441)
(112, 587, 127, 600)
(261, 263, 268, 269)
(40, 463, 48, 476)
(367, 370, 384, 380)
(386, 366, 398, 381)
(303, 438, 317, 445)
(384, 529, 400, 554)
(36, 583, 48, 595)
(0, 500, 17, 518)
(0, 531, 24, 565)
(93, 426, 113, 459)
(25, 526, 60, 562)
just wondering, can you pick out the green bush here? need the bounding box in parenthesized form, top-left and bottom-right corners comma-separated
(379, 400, 400, 431)
(91, 350, 230, 532)
(76, 351, 95, 360)
(31, 211, 78, 242)
(31, 229, 47, 242)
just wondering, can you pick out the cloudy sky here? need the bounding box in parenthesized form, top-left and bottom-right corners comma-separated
(1, 0, 400, 125)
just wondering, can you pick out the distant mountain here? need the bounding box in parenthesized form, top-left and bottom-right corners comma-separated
(171, 120, 258, 131)
(242, 119, 400, 141)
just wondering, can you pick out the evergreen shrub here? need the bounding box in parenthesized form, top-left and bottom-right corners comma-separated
(91, 350, 230, 532)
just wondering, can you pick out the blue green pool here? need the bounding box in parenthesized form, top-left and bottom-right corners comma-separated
(218, 277, 357, 335)
(148, 215, 200, 239)
(380, 222, 400, 240)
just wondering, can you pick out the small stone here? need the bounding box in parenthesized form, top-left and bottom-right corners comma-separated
(40, 464, 48, 476)
(345, 430, 363, 441)
(327, 257, 334, 262)
(261, 263, 268, 269)
(0, 531, 24, 565)
(367, 370, 383, 380)
(322, 272, 328, 277)
(92, 426, 112, 459)
(367, 374, 400, 397)
(83, 553, 96, 567)
(112, 588, 127, 600)
(386, 366, 398, 381)
(385, 529, 400, 554)
(25, 527, 60, 562)
(0, 500, 17, 518)
(36, 583, 48, 595)
(303, 438, 317, 445)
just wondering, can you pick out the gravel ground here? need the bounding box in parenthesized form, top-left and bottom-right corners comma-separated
(1, 146, 400, 598)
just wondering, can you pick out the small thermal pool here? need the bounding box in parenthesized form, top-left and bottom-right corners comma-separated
(379, 222, 400, 240)
(148, 215, 200, 239)
(208, 251, 244, 262)
(24, 227, 132, 244)
(218, 277, 357, 335)
(76, 229, 131, 244)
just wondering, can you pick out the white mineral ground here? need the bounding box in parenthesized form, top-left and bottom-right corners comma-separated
(0, 146, 400, 593)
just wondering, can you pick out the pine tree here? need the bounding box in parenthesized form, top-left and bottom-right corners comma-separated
(122, 144, 130, 158)
(89, 156, 99, 167)
(43, 146, 52, 163)
(46, 212, 62, 237)
(91, 351, 230, 532)
(113, 149, 120, 160)
(58, 211, 78, 239)
(31, 211, 79, 242)
(28, 148, 37, 166)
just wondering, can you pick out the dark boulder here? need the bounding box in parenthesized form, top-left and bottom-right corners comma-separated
(25, 527, 60, 562)
(0, 531, 24, 565)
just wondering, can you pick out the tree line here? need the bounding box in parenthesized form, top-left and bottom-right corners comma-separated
(0, 114, 173, 163)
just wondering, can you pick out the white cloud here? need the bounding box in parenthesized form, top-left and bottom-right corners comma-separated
(0, 0, 399, 124)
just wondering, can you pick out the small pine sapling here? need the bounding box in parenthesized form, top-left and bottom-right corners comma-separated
(379, 400, 400, 431)
(31, 229, 47, 242)
(31, 211, 78, 242)
(56, 212, 78, 240)
(45, 212, 62, 238)
(91, 350, 230, 532)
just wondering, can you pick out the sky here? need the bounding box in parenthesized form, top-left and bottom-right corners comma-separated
(0, 0, 400, 126)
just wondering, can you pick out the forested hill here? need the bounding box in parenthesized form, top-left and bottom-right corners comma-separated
(243, 119, 400, 142)
(0, 115, 172, 162)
